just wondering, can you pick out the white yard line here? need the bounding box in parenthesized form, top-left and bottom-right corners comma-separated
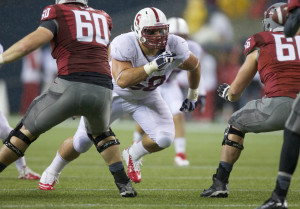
(0, 203, 299, 208)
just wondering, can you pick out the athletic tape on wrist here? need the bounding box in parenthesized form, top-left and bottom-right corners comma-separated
(144, 61, 158, 75)
(187, 88, 198, 100)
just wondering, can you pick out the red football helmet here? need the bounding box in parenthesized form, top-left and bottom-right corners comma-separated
(262, 2, 286, 31)
(56, 0, 88, 6)
(133, 7, 169, 49)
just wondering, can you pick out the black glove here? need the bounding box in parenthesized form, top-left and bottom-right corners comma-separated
(217, 83, 230, 101)
(180, 98, 197, 112)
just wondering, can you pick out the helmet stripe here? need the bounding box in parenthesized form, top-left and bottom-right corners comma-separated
(149, 7, 160, 22)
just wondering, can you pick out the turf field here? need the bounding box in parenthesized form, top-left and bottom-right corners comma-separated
(0, 116, 299, 209)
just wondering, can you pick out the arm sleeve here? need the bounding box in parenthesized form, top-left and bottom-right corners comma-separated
(40, 19, 58, 36)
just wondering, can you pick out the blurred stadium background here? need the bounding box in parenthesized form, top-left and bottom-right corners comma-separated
(0, 0, 287, 122)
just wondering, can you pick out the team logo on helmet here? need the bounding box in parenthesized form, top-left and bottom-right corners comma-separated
(135, 14, 141, 27)
(133, 7, 169, 49)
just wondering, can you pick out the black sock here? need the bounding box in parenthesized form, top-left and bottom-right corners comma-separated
(216, 162, 231, 183)
(279, 128, 300, 174)
(109, 161, 129, 183)
(274, 128, 300, 198)
(274, 175, 291, 198)
(220, 161, 233, 173)
(0, 162, 6, 172)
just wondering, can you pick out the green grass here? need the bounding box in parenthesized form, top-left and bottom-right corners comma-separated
(0, 117, 299, 208)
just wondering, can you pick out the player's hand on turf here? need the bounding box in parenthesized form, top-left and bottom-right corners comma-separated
(144, 51, 176, 75)
(217, 83, 230, 101)
(180, 98, 197, 112)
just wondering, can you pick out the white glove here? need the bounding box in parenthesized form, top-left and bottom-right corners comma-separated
(144, 51, 176, 75)
(217, 83, 230, 101)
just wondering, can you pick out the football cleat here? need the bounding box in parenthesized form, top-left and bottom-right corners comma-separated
(200, 174, 229, 198)
(255, 192, 288, 209)
(39, 170, 59, 190)
(122, 147, 142, 183)
(115, 180, 137, 197)
(18, 166, 41, 180)
(174, 153, 190, 166)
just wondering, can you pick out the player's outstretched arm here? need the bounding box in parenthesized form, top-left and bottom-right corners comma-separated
(227, 50, 258, 102)
(0, 27, 53, 65)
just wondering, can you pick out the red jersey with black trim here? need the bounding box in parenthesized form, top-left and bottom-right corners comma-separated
(40, 4, 113, 77)
(244, 31, 300, 98)
(288, 0, 300, 12)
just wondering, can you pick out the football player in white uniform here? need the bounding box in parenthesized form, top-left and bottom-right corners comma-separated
(132, 17, 206, 166)
(39, 7, 201, 187)
(0, 44, 40, 180)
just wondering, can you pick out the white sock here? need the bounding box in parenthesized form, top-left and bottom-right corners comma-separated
(15, 157, 26, 171)
(133, 131, 143, 144)
(174, 137, 186, 154)
(129, 141, 149, 161)
(46, 151, 69, 175)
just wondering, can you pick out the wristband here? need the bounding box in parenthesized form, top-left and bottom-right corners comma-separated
(144, 61, 158, 75)
(187, 88, 198, 101)
(0, 54, 3, 64)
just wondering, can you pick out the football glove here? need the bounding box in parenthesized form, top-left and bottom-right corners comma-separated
(217, 83, 230, 101)
(180, 98, 197, 112)
(144, 51, 176, 75)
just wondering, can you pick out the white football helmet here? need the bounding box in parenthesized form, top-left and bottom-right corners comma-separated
(167, 17, 189, 39)
(133, 7, 169, 49)
(262, 2, 286, 32)
(56, 0, 88, 6)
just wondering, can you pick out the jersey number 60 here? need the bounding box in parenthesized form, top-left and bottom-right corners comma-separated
(73, 10, 110, 46)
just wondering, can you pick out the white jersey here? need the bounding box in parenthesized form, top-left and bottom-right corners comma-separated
(72, 33, 193, 153)
(111, 32, 190, 100)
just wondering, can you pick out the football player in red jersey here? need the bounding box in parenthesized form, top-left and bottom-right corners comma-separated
(200, 2, 300, 203)
(284, 0, 300, 37)
(0, 0, 136, 197)
(256, 1, 300, 209)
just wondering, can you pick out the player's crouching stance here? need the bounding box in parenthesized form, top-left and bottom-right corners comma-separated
(38, 6, 201, 193)
(0, 0, 136, 197)
(200, 2, 300, 201)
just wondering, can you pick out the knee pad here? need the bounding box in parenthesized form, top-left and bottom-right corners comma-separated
(4, 122, 35, 157)
(155, 131, 174, 148)
(88, 128, 120, 153)
(222, 125, 245, 150)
